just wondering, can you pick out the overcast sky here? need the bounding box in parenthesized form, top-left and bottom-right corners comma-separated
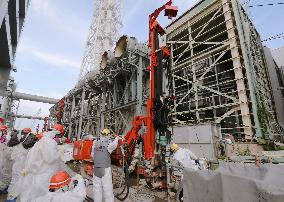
(12, 0, 284, 131)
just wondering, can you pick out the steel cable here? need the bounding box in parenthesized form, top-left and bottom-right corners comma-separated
(262, 32, 284, 42)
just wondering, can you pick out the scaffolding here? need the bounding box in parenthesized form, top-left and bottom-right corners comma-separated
(166, 0, 281, 140)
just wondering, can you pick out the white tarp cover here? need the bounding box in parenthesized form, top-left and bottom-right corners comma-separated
(183, 162, 284, 202)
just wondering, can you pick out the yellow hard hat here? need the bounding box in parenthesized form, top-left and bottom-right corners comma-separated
(101, 128, 111, 136)
(170, 143, 180, 152)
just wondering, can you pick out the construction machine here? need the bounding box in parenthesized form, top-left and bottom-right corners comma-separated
(73, 0, 179, 199)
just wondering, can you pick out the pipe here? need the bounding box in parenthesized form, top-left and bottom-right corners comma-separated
(10, 92, 59, 104)
(13, 114, 45, 120)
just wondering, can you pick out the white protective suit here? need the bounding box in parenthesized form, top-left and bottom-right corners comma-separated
(7, 143, 28, 199)
(58, 144, 74, 163)
(0, 134, 12, 192)
(32, 174, 86, 202)
(173, 148, 199, 170)
(91, 136, 120, 202)
(14, 131, 67, 202)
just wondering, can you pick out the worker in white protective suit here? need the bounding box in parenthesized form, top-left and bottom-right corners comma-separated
(170, 143, 203, 170)
(0, 124, 12, 195)
(6, 129, 37, 202)
(92, 128, 121, 202)
(32, 171, 86, 202)
(13, 124, 67, 202)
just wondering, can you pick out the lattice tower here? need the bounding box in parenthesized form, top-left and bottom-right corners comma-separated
(78, 0, 123, 80)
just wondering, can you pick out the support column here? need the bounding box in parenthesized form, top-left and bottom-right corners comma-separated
(124, 76, 129, 104)
(0, 96, 10, 120)
(188, 25, 199, 122)
(231, 0, 262, 139)
(96, 96, 101, 136)
(68, 96, 75, 138)
(131, 71, 137, 101)
(113, 79, 117, 108)
(170, 45, 177, 120)
(100, 86, 106, 131)
(136, 56, 143, 115)
(77, 88, 86, 139)
(0, 68, 10, 95)
(222, 0, 253, 139)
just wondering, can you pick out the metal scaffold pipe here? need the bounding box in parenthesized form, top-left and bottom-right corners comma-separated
(6, 92, 59, 104)
(13, 114, 45, 120)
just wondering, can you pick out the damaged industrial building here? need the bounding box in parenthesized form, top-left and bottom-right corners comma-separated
(1, 0, 284, 201)
(51, 0, 284, 146)
(47, 1, 284, 200)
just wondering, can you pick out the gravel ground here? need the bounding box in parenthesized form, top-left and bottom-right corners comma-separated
(86, 185, 169, 202)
